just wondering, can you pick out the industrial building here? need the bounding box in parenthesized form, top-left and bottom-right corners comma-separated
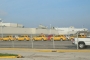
(0, 27, 58, 35)
(0, 22, 24, 28)
(55, 26, 88, 35)
(0, 22, 88, 35)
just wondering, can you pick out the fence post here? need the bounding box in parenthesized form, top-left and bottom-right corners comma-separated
(12, 40, 14, 48)
(52, 34, 55, 49)
(31, 35, 33, 49)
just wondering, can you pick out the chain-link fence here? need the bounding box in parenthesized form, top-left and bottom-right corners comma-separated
(0, 32, 90, 49)
(0, 34, 76, 49)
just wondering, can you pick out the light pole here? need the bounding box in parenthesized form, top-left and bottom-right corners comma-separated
(50, 24, 51, 34)
(50, 24, 55, 49)
(77, 31, 79, 49)
(0, 18, 3, 39)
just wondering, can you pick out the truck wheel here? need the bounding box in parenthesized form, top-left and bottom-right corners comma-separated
(78, 43, 85, 49)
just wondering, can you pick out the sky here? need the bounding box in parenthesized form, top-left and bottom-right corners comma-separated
(0, 0, 90, 29)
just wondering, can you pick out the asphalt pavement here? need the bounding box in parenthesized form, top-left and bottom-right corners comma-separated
(0, 40, 90, 49)
(0, 40, 77, 49)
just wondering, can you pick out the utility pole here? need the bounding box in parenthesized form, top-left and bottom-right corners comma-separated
(50, 24, 51, 34)
(77, 32, 79, 49)
(82, 25, 84, 28)
(0, 18, 3, 39)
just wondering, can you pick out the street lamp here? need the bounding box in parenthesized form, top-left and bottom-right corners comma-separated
(0, 18, 3, 39)
(50, 24, 51, 34)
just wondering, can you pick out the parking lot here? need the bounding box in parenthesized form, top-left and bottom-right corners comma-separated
(0, 40, 80, 49)
(0, 40, 90, 49)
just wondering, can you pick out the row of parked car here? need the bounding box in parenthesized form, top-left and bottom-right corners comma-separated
(0, 34, 86, 41)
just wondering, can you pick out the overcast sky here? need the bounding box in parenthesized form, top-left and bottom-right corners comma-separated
(0, 0, 90, 29)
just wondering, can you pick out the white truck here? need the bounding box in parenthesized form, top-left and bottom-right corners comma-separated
(72, 37, 90, 49)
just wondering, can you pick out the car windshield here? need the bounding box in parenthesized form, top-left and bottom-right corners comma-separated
(6, 36, 9, 37)
(55, 35, 58, 37)
(28, 36, 30, 37)
(3, 36, 8, 38)
(37, 36, 41, 37)
(19, 36, 24, 37)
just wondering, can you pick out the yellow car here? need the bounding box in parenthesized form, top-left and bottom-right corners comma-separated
(0, 36, 2, 41)
(78, 35, 86, 38)
(2, 36, 9, 41)
(2, 36, 8, 41)
(69, 36, 75, 41)
(8, 35, 16, 41)
(2, 35, 16, 41)
(33, 35, 47, 41)
(25, 35, 30, 41)
(16, 35, 30, 41)
(58, 35, 67, 40)
(69, 35, 86, 41)
(50, 35, 66, 41)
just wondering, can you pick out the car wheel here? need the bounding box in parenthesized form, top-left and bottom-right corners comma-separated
(41, 39, 44, 41)
(51, 38, 53, 41)
(67, 38, 69, 41)
(78, 43, 85, 49)
(9, 39, 11, 41)
(32, 39, 35, 41)
(60, 39, 63, 41)
(26, 40, 29, 41)
(71, 39, 74, 41)
(24, 38, 26, 41)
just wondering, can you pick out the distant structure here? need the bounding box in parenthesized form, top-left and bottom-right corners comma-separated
(55, 26, 88, 35)
(0, 21, 89, 35)
(0, 22, 24, 28)
(37, 24, 47, 29)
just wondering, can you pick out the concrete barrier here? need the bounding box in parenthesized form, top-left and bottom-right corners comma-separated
(0, 56, 17, 58)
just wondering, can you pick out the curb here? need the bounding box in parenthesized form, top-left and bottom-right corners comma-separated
(0, 55, 23, 58)
(35, 49, 90, 52)
(0, 56, 17, 58)
(57, 50, 90, 52)
(0, 48, 90, 52)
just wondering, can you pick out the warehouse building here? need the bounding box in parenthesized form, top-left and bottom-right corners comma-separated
(55, 26, 88, 35)
(0, 22, 24, 28)
(0, 27, 58, 35)
(0, 23, 59, 35)
(0, 23, 88, 35)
